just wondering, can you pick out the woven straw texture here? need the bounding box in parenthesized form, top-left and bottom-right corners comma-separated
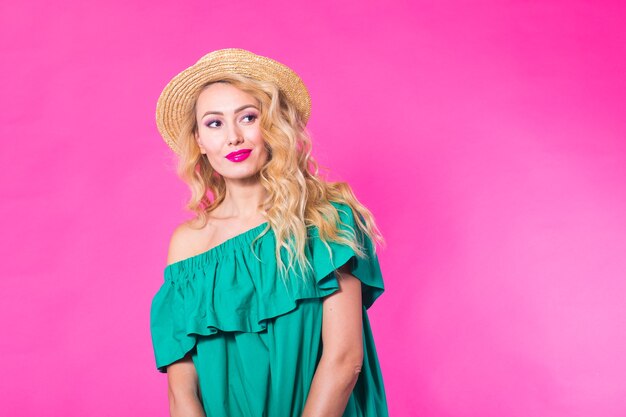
(155, 48, 311, 154)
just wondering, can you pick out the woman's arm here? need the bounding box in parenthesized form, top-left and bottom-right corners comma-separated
(164, 224, 206, 417)
(301, 263, 364, 417)
(167, 354, 206, 417)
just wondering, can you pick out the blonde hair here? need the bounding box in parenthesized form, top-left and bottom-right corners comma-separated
(173, 73, 385, 283)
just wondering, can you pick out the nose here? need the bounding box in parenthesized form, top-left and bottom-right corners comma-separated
(227, 123, 244, 146)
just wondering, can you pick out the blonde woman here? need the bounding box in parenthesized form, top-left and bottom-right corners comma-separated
(150, 48, 389, 417)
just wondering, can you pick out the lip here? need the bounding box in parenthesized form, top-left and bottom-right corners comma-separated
(225, 149, 252, 162)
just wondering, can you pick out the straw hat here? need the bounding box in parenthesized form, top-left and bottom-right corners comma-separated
(155, 48, 311, 154)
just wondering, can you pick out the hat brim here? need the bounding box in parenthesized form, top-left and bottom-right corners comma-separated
(155, 48, 311, 155)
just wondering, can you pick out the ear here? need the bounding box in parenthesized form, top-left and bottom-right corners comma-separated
(194, 131, 206, 154)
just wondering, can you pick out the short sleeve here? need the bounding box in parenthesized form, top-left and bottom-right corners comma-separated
(150, 267, 197, 373)
(309, 202, 385, 309)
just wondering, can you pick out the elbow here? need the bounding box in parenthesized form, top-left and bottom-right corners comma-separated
(322, 349, 364, 387)
(168, 384, 202, 416)
(346, 359, 363, 389)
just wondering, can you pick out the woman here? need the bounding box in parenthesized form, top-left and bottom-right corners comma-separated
(150, 48, 389, 417)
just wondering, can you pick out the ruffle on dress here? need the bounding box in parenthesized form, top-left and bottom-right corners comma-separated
(150, 201, 385, 373)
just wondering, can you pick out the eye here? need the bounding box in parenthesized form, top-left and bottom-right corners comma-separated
(205, 119, 221, 128)
(241, 113, 257, 123)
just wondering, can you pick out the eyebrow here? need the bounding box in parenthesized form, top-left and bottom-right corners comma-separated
(201, 104, 258, 118)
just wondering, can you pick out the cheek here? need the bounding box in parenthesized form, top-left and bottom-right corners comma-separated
(258, 143, 271, 165)
(248, 128, 265, 145)
(253, 133, 269, 158)
(197, 134, 220, 152)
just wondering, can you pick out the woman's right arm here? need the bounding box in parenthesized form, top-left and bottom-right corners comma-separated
(165, 223, 206, 417)
(167, 354, 205, 417)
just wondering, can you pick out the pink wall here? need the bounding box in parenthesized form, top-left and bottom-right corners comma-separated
(1, 1, 625, 416)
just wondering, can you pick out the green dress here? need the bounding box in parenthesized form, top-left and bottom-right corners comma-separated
(150, 202, 388, 416)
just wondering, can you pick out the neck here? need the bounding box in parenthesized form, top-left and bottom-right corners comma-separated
(218, 176, 267, 219)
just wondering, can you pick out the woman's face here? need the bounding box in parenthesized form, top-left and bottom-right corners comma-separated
(194, 82, 269, 181)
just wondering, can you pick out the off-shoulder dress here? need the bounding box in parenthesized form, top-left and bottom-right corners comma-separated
(150, 201, 389, 416)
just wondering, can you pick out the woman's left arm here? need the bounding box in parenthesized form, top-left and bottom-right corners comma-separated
(301, 263, 364, 417)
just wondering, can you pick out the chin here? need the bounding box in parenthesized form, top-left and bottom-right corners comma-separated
(222, 168, 262, 179)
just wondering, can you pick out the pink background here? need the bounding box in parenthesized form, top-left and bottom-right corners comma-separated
(1, 1, 625, 416)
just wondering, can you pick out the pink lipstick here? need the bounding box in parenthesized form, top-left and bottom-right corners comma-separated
(226, 149, 252, 162)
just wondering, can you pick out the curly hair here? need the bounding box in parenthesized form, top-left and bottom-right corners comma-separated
(172, 73, 385, 284)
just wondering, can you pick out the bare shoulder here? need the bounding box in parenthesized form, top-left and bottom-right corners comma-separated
(166, 220, 207, 266)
